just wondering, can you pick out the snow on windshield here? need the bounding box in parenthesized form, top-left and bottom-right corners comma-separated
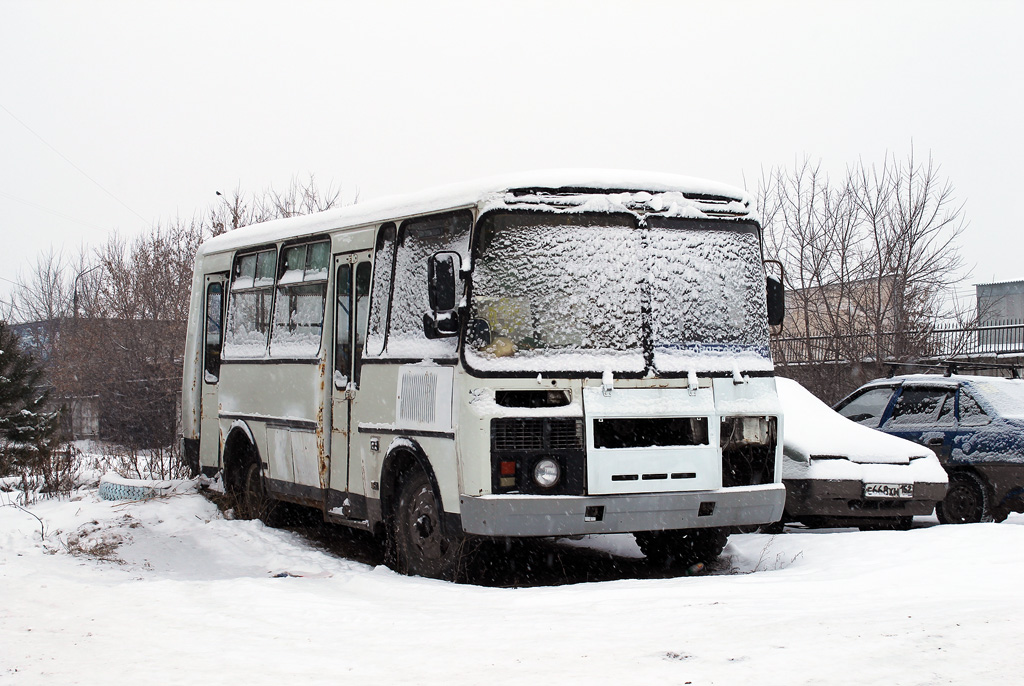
(466, 212, 771, 374)
(647, 218, 770, 373)
(468, 213, 645, 373)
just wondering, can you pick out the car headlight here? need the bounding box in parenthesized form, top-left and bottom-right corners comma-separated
(533, 458, 561, 488)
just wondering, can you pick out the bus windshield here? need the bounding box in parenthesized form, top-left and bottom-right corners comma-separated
(466, 212, 772, 375)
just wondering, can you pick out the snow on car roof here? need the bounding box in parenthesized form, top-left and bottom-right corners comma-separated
(197, 169, 754, 256)
(778, 377, 932, 464)
(861, 374, 958, 388)
(960, 376, 1024, 420)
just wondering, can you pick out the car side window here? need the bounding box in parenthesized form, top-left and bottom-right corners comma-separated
(935, 392, 955, 427)
(888, 388, 952, 427)
(835, 387, 894, 426)
(958, 389, 991, 427)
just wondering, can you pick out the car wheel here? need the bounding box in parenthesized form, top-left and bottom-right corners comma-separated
(393, 470, 463, 580)
(635, 528, 728, 569)
(936, 471, 992, 524)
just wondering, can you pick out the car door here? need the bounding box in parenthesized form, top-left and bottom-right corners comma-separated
(949, 386, 993, 466)
(882, 385, 956, 462)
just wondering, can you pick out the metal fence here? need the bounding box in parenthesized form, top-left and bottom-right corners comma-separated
(772, 320, 1024, 365)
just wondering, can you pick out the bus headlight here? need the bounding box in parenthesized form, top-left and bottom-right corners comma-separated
(533, 458, 561, 488)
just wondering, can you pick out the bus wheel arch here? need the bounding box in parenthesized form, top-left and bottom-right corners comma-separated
(222, 424, 274, 522)
(379, 441, 463, 578)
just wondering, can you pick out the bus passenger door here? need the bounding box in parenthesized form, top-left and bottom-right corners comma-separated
(200, 273, 227, 468)
(330, 255, 371, 509)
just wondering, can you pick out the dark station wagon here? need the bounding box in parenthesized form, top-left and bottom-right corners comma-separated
(834, 372, 1024, 524)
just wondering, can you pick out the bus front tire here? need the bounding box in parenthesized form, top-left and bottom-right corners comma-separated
(393, 470, 463, 580)
(635, 528, 728, 570)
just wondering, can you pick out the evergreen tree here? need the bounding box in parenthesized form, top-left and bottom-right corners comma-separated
(0, 320, 61, 480)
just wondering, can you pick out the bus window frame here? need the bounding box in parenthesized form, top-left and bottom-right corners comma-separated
(203, 278, 226, 380)
(269, 237, 331, 360)
(223, 244, 279, 360)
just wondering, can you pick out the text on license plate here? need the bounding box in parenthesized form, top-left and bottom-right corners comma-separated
(863, 483, 914, 499)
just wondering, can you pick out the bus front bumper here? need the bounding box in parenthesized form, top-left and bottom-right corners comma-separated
(458, 483, 785, 537)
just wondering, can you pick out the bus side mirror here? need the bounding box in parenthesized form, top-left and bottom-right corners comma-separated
(766, 275, 785, 327)
(428, 252, 459, 312)
(424, 252, 462, 339)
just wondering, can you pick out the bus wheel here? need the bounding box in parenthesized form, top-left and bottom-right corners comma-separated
(393, 470, 462, 580)
(232, 459, 277, 523)
(635, 528, 728, 570)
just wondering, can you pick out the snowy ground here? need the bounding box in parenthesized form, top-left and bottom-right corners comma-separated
(3, 483, 1023, 686)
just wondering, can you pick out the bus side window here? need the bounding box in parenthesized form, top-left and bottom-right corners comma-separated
(225, 248, 277, 358)
(353, 261, 371, 386)
(365, 223, 397, 357)
(204, 282, 224, 381)
(271, 240, 330, 358)
(335, 263, 352, 388)
(388, 211, 470, 356)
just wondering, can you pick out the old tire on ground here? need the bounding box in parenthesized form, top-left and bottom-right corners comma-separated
(635, 528, 729, 569)
(936, 471, 992, 524)
(393, 470, 463, 580)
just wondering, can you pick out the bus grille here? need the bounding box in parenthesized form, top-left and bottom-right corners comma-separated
(491, 418, 583, 451)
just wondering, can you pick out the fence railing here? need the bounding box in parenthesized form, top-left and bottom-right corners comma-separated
(772, 320, 1024, 365)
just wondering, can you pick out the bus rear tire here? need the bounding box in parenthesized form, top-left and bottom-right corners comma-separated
(226, 447, 277, 524)
(393, 470, 463, 580)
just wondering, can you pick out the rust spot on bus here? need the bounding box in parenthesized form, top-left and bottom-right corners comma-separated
(317, 357, 329, 489)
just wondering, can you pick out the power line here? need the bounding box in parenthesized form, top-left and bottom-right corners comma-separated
(0, 100, 150, 227)
(0, 190, 110, 231)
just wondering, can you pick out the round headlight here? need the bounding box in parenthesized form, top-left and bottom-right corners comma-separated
(533, 458, 561, 488)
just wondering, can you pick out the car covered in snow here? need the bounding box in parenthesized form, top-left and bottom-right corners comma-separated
(776, 378, 948, 530)
(834, 373, 1024, 524)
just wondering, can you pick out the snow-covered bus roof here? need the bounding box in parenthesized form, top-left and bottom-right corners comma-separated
(197, 169, 754, 257)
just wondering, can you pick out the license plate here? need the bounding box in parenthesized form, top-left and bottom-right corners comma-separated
(863, 483, 914, 499)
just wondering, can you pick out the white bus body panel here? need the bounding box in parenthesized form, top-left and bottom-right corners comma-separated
(584, 386, 720, 495)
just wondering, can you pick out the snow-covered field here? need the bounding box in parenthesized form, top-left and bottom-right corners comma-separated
(3, 483, 1023, 686)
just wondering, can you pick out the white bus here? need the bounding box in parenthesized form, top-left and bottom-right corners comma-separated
(181, 170, 787, 578)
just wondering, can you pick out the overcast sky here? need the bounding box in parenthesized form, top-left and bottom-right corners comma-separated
(2, 0, 1021, 311)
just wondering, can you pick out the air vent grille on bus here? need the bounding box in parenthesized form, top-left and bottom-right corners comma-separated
(399, 370, 438, 425)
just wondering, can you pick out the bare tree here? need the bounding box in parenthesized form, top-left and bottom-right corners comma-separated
(11, 246, 74, 324)
(210, 174, 349, 234)
(762, 150, 968, 401)
(851, 150, 967, 350)
(61, 175, 346, 449)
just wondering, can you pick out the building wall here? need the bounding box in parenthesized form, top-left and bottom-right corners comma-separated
(977, 281, 1024, 323)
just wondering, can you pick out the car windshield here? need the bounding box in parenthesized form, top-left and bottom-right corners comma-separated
(465, 211, 772, 375)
